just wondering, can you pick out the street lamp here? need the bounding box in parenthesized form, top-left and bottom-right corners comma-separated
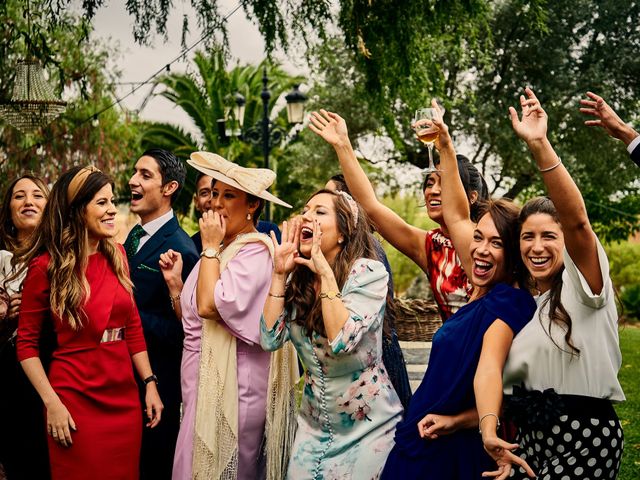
(220, 66, 306, 221)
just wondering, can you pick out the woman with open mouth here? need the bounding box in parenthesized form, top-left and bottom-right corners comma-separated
(380, 102, 537, 479)
(261, 189, 403, 479)
(310, 109, 489, 323)
(485, 88, 625, 479)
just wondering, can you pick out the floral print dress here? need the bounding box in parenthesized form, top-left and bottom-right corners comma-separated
(261, 258, 403, 480)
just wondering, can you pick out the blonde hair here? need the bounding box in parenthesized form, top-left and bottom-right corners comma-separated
(13, 166, 132, 330)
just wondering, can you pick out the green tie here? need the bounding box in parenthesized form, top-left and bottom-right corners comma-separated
(123, 224, 147, 259)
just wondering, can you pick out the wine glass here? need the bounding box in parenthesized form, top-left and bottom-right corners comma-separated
(413, 106, 444, 173)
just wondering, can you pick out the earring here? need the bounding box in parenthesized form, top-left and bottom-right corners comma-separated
(246, 213, 252, 221)
(338, 238, 344, 244)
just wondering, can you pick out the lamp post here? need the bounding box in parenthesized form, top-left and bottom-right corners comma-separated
(220, 66, 306, 222)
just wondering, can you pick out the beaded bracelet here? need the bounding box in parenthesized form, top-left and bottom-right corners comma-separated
(169, 293, 181, 310)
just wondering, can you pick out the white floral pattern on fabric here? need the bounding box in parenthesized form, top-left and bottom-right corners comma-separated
(259, 258, 402, 480)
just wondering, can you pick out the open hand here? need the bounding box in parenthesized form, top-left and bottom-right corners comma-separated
(308, 110, 350, 147)
(580, 91, 639, 145)
(482, 436, 535, 480)
(294, 219, 332, 276)
(272, 218, 301, 275)
(509, 87, 548, 144)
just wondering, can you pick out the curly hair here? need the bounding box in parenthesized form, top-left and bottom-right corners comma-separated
(12, 167, 132, 330)
(284, 189, 378, 338)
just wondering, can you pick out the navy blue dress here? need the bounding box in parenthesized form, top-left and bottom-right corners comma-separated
(382, 283, 536, 479)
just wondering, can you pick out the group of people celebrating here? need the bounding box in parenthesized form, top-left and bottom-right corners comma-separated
(0, 87, 632, 480)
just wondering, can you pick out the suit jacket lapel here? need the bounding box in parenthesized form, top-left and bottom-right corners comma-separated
(129, 216, 179, 271)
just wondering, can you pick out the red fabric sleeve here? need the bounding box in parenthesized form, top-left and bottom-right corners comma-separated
(125, 299, 147, 356)
(16, 255, 51, 361)
(118, 243, 147, 355)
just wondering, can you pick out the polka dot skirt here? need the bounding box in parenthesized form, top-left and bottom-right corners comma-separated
(509, 414, 623, 479)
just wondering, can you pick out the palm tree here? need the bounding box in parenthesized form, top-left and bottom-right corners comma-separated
(140, 50, 304, 215)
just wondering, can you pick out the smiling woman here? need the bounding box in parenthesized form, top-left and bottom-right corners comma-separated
(15, 166, 162, 480)
(497, 88, 625, 479)
(381, 103, 537, 480)
(84, 183, 118, 251)
(0, 174, 51, 480)
(310, 109, 489, 322)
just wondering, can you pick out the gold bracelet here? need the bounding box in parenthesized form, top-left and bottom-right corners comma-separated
(538, 157, 562, 172)
(478, 413, 501, 434)
(319, 291, 342, 300)
(268, 292, 286, 298)
(169, 293, 181, 310)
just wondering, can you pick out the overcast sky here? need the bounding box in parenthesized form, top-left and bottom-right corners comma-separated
(92, 0, 273, 129)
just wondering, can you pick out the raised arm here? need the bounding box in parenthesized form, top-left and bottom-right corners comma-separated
(196, 210, 225, 319)
(431, 101, 476, 279)
(159, 249, 184, 320)
(510, 87, 602, 294)
(263, 219, 300, 330)
(309, 110, 430, 272)
(580, 91, 639, 146)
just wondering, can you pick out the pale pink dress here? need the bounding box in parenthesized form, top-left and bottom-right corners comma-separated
(172, 242, 273, 480)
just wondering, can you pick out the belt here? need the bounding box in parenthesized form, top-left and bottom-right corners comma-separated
(101, 327, 125, 343)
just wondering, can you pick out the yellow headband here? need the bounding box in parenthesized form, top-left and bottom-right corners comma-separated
(67, 166, 101, 204)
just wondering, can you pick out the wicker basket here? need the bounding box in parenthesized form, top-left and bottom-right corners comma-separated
(394, 297, 442, 342)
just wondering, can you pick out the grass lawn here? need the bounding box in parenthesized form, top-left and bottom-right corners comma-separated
(616, 325, 640, 479)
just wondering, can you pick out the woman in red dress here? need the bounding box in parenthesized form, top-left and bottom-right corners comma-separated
(16, 166, 163, 480)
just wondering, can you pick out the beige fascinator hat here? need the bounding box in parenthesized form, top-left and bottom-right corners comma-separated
(188, 151, 292, 208)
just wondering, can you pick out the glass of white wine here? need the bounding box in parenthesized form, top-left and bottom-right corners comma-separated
(413, 106, 444, 173)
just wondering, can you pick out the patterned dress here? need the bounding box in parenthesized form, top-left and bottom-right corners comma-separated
(261, 259, 403, 480)
(424, 228, 472, 320)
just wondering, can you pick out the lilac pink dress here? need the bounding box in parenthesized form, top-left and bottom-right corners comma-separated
(171, 242, 273, 480)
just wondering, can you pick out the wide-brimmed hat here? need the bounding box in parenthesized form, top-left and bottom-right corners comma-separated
(187, 151, 292, 208)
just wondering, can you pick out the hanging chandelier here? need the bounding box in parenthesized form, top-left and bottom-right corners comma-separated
(0, 60, 67, 133)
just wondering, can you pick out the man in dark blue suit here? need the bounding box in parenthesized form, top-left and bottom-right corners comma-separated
(125, 149, 199, 480)
(580, 91, 640, 167)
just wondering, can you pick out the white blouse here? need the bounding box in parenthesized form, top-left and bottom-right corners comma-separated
(0, 250, 25, 295)
(503, 239, 625, 402)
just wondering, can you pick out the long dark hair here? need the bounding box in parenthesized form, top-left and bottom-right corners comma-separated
(423, 154, 489, 221)
(12, 167, 132, 330)
(519, 196, 579, 356)
(475, 197, 526, 287)
(0, 174, 50, 252)
(285, 189, 378, 337)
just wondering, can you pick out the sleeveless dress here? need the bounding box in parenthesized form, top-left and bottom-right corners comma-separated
(381, 284, 536, 479)
(424, 228, 472, 320)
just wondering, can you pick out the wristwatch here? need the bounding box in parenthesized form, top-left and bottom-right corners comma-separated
(200, 247, 221, 260)
(143, 374, 158, 385)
